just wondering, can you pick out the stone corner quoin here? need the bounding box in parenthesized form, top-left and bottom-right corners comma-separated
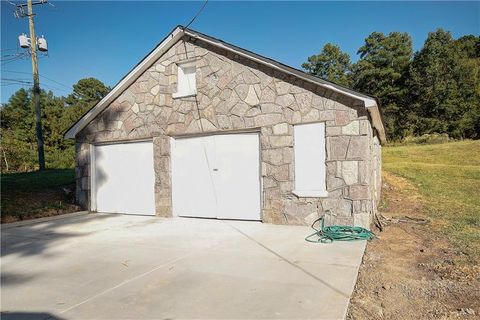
(74, 35, 383, 228)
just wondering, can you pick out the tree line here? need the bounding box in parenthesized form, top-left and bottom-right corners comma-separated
(1, 78, 109, 172)
(1, 28, 478, 172)
(302, 29, 480, 140)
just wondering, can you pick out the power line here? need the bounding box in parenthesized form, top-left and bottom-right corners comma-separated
(39, 74, 69, 89)
(1, 55, 29, 66)
(1, 77, 33, 82)
(2, 69, 71, 89)
(1, 74, 70, 95)
(40, 82, 70, 94)
(184, 0, 208, 30)
(36, 71, 69, 88)
(182, 0, 208, 62)
(1, 76, 70, 94)
(0, 70, 31, 74)
(1, 83, 30, 87)
(2, 81, 32, 86)
(0, 52, 29, 61)
(2, 54, 22, 58)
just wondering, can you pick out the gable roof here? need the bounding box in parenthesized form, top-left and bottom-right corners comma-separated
(65, 25, 386, 143)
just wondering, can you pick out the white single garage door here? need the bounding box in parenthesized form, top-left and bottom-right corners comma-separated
(92, 141, 155, 215)
(171, 133, 261, 220)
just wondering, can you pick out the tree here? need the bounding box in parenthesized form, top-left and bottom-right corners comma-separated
(453, 35, 480, 138)
(60, 78, 110, 168)
(66, 77, 110, 105)
(1, 89, 37, 171)
(302, 43, 352, 87)
(352, 32, 413, 140)
(0, 78, 109, 172)
(64, 77, 110, 127)
(407, 30, 480, 138)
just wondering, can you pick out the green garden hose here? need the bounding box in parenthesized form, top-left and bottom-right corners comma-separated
(305, 215, 375, 243)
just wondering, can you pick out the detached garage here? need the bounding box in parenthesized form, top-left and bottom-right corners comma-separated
(65, 26, 386, 227)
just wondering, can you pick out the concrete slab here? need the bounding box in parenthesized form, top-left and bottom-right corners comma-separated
(1, 213, 365, 320)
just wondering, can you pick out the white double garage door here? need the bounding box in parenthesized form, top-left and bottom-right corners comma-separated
(92, 133, 261, 220)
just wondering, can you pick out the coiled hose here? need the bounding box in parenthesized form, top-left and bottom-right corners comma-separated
(305, 215, 375, 243)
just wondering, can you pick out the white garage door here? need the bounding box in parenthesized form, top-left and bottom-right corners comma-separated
(171, 133, 261, 220)
(92, 141, 155, 215)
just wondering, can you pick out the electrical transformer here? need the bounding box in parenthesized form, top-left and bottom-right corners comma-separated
(18, 33, 30, 48)
(37, 36, 48, 52)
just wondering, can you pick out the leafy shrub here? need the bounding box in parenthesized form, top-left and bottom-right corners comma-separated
(403, 133, 451, 145)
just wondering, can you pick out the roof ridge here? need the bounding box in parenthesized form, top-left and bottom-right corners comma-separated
(64, 26, 386, 143)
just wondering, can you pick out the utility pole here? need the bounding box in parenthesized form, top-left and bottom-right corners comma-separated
(27, 0, 45, 170)
(15, 0, 48, 170)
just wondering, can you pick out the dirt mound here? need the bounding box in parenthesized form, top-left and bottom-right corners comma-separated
(347, 172, 479, 319)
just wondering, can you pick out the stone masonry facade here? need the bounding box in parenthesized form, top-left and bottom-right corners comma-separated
(75, 36, 382, 227)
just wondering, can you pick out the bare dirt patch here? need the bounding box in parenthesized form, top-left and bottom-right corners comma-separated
(347, 172, 480, 319)
(1, 169, 80, 223)
(1, 187, 80, 223)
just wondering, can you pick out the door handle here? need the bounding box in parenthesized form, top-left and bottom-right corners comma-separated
(213, 168, 219, 171)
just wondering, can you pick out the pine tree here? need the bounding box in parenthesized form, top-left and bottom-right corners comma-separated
(302, 43, 352, 87)
(0, 78, 109, 172)
(408, 30, 480, 138)
(352, 32, 413, 140)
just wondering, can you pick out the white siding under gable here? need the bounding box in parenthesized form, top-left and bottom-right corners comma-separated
(293, 122, 328, 197)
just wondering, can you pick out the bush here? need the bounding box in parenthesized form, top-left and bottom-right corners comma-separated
(389, 133, 452, 146)
(404, 133, 451, 145)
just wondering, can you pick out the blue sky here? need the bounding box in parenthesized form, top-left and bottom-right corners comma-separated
(1, 1, 479, 103)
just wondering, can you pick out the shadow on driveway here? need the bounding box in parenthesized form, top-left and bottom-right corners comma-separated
(0, 311, 65, 320)
(1, 214, 114, 258)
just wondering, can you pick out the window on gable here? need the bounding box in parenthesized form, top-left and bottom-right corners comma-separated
(293, 122, 328, 197)
(173, 61, 196, 98)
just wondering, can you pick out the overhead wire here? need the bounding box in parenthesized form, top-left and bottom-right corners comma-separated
(41, 82, 70, 94)
(184, 0, 208, 31)
(1, 78, 69, 94)
(176, 0, 218, 212)
(1, 54, 29, 66)
(1, 77, 33, 82)
(2, 70, 71, 90)
(0, 53, 28, 62)
(1, 83, 30, 87)
(2, 53, 21, 58)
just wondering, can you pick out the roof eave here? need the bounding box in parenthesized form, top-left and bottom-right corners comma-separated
(65, 26, 387, 145)
(185, 28, 387, 144)
(365, 102, 387, 145)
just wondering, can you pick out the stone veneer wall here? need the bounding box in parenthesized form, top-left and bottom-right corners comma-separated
(75, 36, 381, 227)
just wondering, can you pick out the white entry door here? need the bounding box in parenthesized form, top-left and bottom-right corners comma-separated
(92, 141, 155, 215)
(171, 133, 261, 220)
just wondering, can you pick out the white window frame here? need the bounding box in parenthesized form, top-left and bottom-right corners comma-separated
(172, 60, 196, 98)
(292, 122, 328, 198)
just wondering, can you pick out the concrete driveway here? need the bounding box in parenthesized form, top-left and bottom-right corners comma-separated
(1, 213, 365, 320)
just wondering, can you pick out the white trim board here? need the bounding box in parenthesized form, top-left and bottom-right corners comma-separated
(64, 26, 386, 144)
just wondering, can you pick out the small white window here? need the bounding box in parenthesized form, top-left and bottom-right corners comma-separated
(173, 61, 196, 98)
(293, 122, 328, 197)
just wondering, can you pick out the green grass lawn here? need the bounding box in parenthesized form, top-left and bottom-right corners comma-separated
(1, 169, 75, 192)
(1, 169, 76, 222)
(383, 140, 480, 260)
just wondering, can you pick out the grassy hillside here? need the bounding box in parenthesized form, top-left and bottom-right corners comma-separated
(1, 169, 78, 223)
(383, 140, 480, 260)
